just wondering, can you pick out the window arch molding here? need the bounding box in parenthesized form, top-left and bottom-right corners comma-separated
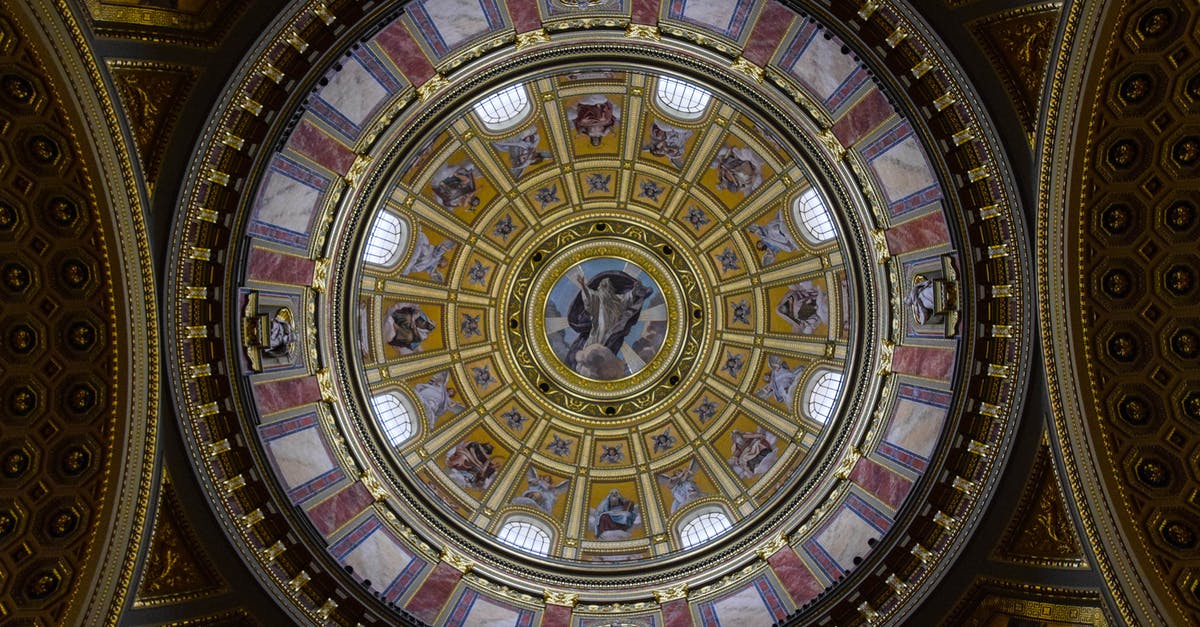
(653, 74, 712, 120)
(674, 505, 733, 550)
(368, 389, 419, 446)
(472, 83, 533, 132)
(798, 367, 845, 426)
(790, 186, 837, 245)
(495, 514, 555, 557)
(362, 210, 409, 268)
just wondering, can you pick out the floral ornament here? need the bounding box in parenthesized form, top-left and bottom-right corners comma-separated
(686, 205, 709, 230)
(493, 214, 515, 241)
(715, 247, 740, 272)
(694, 397, 718, 423)
(586, 172, 611, 192)
(731, 300, 751, 325)
(652, 427, 677, 453)
(460, 313, 481, 337)
(598, 444, 624, 464)
(535, 184, 559, 208)
(721, 352, 745, 377)
(546, 434, 573, 457)
(467, 260, 490, 285)
(472, 365, 494, 389)
(501, 408, 526, 431)
(638, 180, 665, 202)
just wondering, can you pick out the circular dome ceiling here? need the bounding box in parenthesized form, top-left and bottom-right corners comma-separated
(165, 1, 1032, 624)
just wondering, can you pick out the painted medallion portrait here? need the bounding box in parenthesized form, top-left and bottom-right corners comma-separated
(544, 257, 666, 381)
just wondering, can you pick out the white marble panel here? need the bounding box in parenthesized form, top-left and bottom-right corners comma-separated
(884, 397, 947, 459)
(869, 135, 937, 202)
(421, 0, 489, 49)
(266, 427, 333, 489)
(713, 585, 773, 626)
(462, 597, 521, 626)
(815, 507, 879, 570)
(681, 0, 736, 32)
(791, 33, 859, 100)
(319, 57, 388, 126)
(342, 526, 413, 591)
(254, 170, 322, 233)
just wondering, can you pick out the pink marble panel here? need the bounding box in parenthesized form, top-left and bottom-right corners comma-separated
(884, 210, 950, 254)
(768, 546, 823, 606)
(505, 0, 541, 31)
(307, 481, 373, 536)
(742, 1, 793, 65)
(892, 345, 955, 382)
(832, 87, 895, 147)
(405, 562, 462, 623)
(245, 246, 314, 285)
(375, 20, 436, 85)
(288, 119, 356, 175)
(662, 598, 694, 627)
(631, 0, 659, 24)
(541, 604, 573, 627)
(254, 376, 321, 415)
(849, 457, 913, 510)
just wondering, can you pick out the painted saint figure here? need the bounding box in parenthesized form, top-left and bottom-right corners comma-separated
(414, 371, 464, 428)
(728, 428, 778, 479)
(711, 145, 763, 195)
(512, 467, 569, 514)
(657, 459, 704, 514)
(589, 489, 641, 540)
(385, 303, 435, 354)
(643, 120, 692, 168)
(429, 162, 481, 211)
(747, 208, 799, 265)
(756, 356, 805, 405)
(493, 130, 551, 179)
(566, 269, 652, 380)
(402, 227, 455, 283)
(776, 280, 828, 334)
(567, 95, 620, 146)
(445, 441, 503, 491)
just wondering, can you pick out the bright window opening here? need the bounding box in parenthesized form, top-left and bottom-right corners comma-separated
(371, 392, 413, 446)
(793, 187, 836, 243)
(363, 211, 406, 266)
(680, 510, 732, 549)
(497, 519, 551, 556)
(807, 371, 843, 424)
(473, 84, 532, 131)
(655, 75, 711, 119)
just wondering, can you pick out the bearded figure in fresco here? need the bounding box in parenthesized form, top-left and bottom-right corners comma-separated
(590, 489, 641, 540)
(445, 441, 503, 491)
(430, 162, 482, 211)
(728, 428, 778, 479)
(566, 269, 652, 379)
(414, 371, 464, 427)
(512, 467, 570, 514)
(568, 95, 620, 146)
(776, 280, 828, 334)
(711, 145, 763, 195)
(385, 303, 435, 354)
(643, 120, 692, 168)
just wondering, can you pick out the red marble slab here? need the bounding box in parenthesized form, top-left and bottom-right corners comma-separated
(505, 0, 541, 32)
(245, 246, 315, 285)
(541, 603, 573, 627)
(767, 546, 823, 607)
(892, 345, 955, 382)
(288, 119, 356, 176)
(631, 0, 658, 24)
(307, 481, 373, 536)
(254, 376, 321, 415)
(404, 562, 462, 623)
(831, 86, 894, 147)
(849, 457, 913, 510)
(662, 598, 694, 627)
(742, 1, 793, 65)
(883, 210, 950, 253)
(375, 21, 436, 85)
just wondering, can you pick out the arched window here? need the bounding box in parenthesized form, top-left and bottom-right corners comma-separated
(496, 518, 551, 556)
(792, 187, 836, 243)
(679, 509, 732, 549)
(806, 370, 844, 425)
(370, 392, 413, 446)
(363, 211, 406, 267)
(473, 84, 532, 132)
(655, 75, 711, 119)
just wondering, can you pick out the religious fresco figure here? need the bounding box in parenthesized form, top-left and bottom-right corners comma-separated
(567, 95, 621, 146)
(728, 428, 778, 479)
(589, 488, 641, 540)
(414, 371, 464, 427)
(711, 145, 764, 195)
(384, 303, 435, 355)
(493, 130, 552, 179)
(429, 162, 482, 211)
(776, 280, 829, 334)
(657, 458, 704, 515)
(402, 227, 456, 283)
(445, 441, 504, 491)
(643, 120, 692, 168)
(756, 356, 805, 405)
(747, 208, 799, 265)
(566, 268, 652, 380)
(512, 467, 569, 514)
